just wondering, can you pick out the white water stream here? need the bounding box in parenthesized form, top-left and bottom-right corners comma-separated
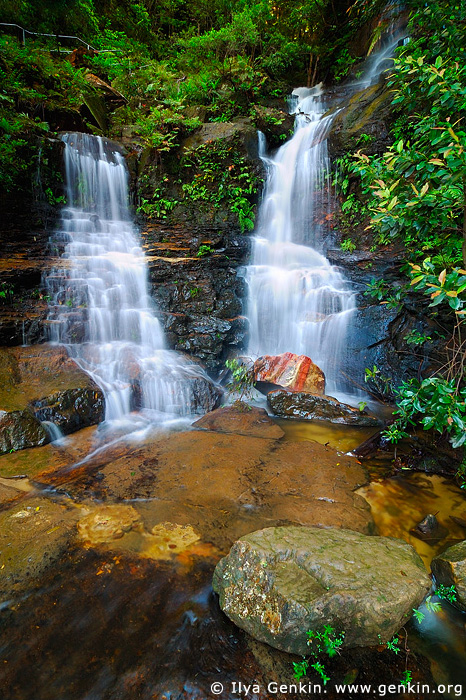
(246, 23, 407, 396)
(47, 132, 215, 425)
(246, 87, 356, 394)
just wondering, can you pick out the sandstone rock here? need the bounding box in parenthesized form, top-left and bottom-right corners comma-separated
(182, 119, 257, 153)
(143, 227, 250, 373)
(431, 540, 466, 612)
(267, 390, 381, 426)
(254, 353, 325, 395)
(213, 525, 430, 655)
(410, 514, 448, 544)
(192, 402, 285, 439)
(32, 387, 105, 434)
(327, 82, 394, 160)
(77, 504, 143, 545)
(142, 522, 202, 560)
(0, 497, 79, 597)
(35, 430, 374, 550)
(0, 345, 104, 453)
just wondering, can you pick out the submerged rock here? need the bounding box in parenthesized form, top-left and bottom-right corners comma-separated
(410, 513, 448, 543)
(37, 429, 374, 549)
(0, 497, 79, 598)
(192, 402, 284, 439)
(142, 522, 202, 560)
(253, 353, 325, 395)
(77, 504, 143, 545)
(213, 525, 430, 655)
(431, 540, 466, 612)
(267, 390, 381, 426)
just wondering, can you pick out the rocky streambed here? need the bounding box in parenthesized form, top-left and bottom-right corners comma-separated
(0, 404, 465, 699)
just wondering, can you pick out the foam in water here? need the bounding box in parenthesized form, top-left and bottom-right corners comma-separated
(245, 86, 356, 394)
(46, 132, 216, 425)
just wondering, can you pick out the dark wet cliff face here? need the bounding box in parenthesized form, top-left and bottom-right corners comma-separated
(142, 224, 250, 373)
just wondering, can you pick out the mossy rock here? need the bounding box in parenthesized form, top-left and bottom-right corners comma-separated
(213, 526, 430, 655)
(327, 82, 395, 159)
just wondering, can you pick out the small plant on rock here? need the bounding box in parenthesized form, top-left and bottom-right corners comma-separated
(225, 358, 256, 401)
(292, 626, 344, 686)
(196, 244, 215, 257)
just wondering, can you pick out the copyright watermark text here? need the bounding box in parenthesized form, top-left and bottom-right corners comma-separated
(209, 680, 464, 696)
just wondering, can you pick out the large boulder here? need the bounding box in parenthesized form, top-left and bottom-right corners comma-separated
(267, 390, 381, 426)
(193, 402, 285, 439)
(213, 525, 430, 655)
(254, 353, 325, 395)
(431, 540, 466, 612)
(0, 344, 104, 453)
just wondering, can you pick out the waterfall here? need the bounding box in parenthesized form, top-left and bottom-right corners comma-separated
(246, 86, 356, 394)
(245, 17, 407, 396)
(46, 132, 216, 425)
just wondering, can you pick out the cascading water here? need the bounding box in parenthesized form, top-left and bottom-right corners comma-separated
(246, 86, 356, 394)
(46, 132, 216, 425)
(246, 18, 407, 396)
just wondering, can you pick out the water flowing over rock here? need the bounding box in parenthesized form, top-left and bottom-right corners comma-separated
(46, 132, 220, 424)
(192, 402, 285, 439)
(0, 345, 104, 454)
(213, 526, 430, 655)
(431, 541, 466, 612)
(0, 498, 79, 598)
(253, 352, 325, 395)
(267, 390, 381, 426)
(245, 86, 356, 394)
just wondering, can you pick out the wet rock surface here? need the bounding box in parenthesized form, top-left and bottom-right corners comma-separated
(142, 225, 251, 372)
(213, 525, 431, 655)
(327, 82, 394, 160)
(431, 540, 466, 612)
(77, 504, 143, 544)
(0, 497, 79, 598)
(193, 402, 285, 439)
(253, 353, 326, 394)
(0, 344, 104, 452)
(11, 427, 373, 551)
(268, 390, 381, 426)
(325, 248, 445, 394)
(0, 409, 49, 454)
(0, 544, 437, 700)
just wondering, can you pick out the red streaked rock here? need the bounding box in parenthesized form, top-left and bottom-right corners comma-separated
(253, 352, 325, 394)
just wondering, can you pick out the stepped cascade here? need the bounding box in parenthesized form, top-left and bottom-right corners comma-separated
(246, 86, 356, 393)
(46, 132, 216, 424)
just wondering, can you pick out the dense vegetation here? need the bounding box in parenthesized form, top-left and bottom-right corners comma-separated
(1, 0, 465, 471)
(344, 1, 466, 476)
(0, 0, 385, 198)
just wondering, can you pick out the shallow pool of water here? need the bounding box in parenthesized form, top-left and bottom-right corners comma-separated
(0, 418, 465, 699)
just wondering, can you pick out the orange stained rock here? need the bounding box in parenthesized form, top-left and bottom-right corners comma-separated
(254, 352, 325, 394)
